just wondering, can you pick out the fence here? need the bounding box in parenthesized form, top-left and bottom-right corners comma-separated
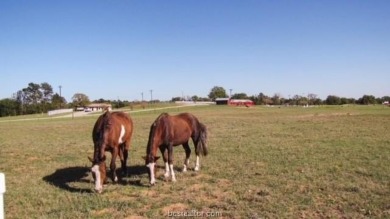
(47, 109, 73, 116)
(0, 173, 5, 219)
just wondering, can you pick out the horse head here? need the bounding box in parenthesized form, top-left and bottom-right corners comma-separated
(88, 157, 107, 193)
(142, 156, 160, 185)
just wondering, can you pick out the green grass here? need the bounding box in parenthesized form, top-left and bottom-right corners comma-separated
(0, 105, 389, 218)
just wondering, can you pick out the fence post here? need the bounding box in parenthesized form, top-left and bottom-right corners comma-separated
(0, 173, 5, 219)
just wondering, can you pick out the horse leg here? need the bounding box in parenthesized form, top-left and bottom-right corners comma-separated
(111, 146, 119, 182)
(194, 155, 200, 171)
(159, 146, 170, 178)
(168, 143, 176, 182)
(193, 138, 200, 171)
(120, 143, 128, 176)
(182, 142, 191, 172)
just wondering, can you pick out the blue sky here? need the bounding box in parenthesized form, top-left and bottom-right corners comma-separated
(1, 0, 389, 101)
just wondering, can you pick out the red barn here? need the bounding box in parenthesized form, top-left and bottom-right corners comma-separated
(229, 99, 254, 107)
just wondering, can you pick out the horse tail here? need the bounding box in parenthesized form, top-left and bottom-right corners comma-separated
(196, 122, 208, 156)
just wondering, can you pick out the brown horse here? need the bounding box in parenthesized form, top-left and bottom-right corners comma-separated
(144, 112, 208, 185)
(88, 110, 133, 193)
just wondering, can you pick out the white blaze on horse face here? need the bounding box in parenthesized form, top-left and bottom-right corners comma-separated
(147, 162, 156, 185)
(118, 125, 125, 144)
(91, 164, 102, 192)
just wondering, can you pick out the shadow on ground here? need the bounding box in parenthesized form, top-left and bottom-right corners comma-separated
(43, 166, 92, 193)
(43, 165, 150, 192)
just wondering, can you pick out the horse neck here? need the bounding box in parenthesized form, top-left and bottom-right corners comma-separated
(147, 115, 170, 156)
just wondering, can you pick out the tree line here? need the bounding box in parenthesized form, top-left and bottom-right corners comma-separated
(0, 83, 388, 117)
(0, 82, 67, 116)
(0, 82, 157, 117)
(206, 86, 389, 106)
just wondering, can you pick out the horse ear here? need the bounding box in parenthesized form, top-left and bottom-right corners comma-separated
(88, 157, 94, 163)
(154, 156, 160, 162)
(142, 156, 146, 161)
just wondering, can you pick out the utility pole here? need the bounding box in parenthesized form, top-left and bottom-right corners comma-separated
(141, 92, 144, 102)
(150, 90, 153, 103)
(229, 89, 232, 98)
(59, 85, 62, 109)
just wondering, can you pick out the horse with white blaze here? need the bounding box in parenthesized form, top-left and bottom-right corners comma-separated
(89, 110, 133, 193)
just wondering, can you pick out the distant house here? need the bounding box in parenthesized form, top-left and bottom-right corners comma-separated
(229, 99, 254, 107)
(84, 103, 112, 112)
(215, 98, 254, 107)
(215, 98, 230, 105)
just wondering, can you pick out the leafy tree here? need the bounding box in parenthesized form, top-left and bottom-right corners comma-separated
(0, 98, 18, 117)
(326, 95, 341, 105)
(72, 93, 90, 107)
(40, 82, 54, 112)
(249, 95, 258, 105)
(257, 92, 268, 105)
(93, 98, 110, 103)
(52, 93, 67, 109)
(307, 93, 318, 105)
(208, 86, 228, 100)
(112, 99, 126, 109)
(272, 93, 281, 105)
(171, 97, 181, 102)
(381, 96, 390, 102)
(231, 93, 248, 99)
(13, 82, 58, 114)
(40, 82, 53, 103)
(23, 82, 42, 105)
(191, 95, 200, 101)
(2, 82, 69, 116)
(18, 83, 43, 113)
(357, 95, 376, 105)
(15, 90, 27, 114)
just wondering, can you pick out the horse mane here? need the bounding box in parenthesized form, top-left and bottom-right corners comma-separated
(101, 111, 113, 129)
(93, 111, 112, 163)
(146, 113, 171, 156)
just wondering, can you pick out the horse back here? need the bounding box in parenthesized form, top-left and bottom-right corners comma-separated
(109, 112, 133, 144)
(169, 113, 199, 145)
(93, 111, 133, 148)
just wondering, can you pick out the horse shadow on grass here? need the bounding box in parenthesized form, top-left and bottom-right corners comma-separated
(118, 165, 149, 187)
(43, 166, 93, 193)
(43, 165, 149, 193)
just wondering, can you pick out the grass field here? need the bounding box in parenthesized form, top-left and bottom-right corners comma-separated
(0, 105, 389, 218)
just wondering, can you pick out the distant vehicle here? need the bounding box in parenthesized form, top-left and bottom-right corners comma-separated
(84, 108, 92, 112)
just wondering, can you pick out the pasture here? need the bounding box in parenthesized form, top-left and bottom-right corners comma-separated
(0, 105, 389, 218)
